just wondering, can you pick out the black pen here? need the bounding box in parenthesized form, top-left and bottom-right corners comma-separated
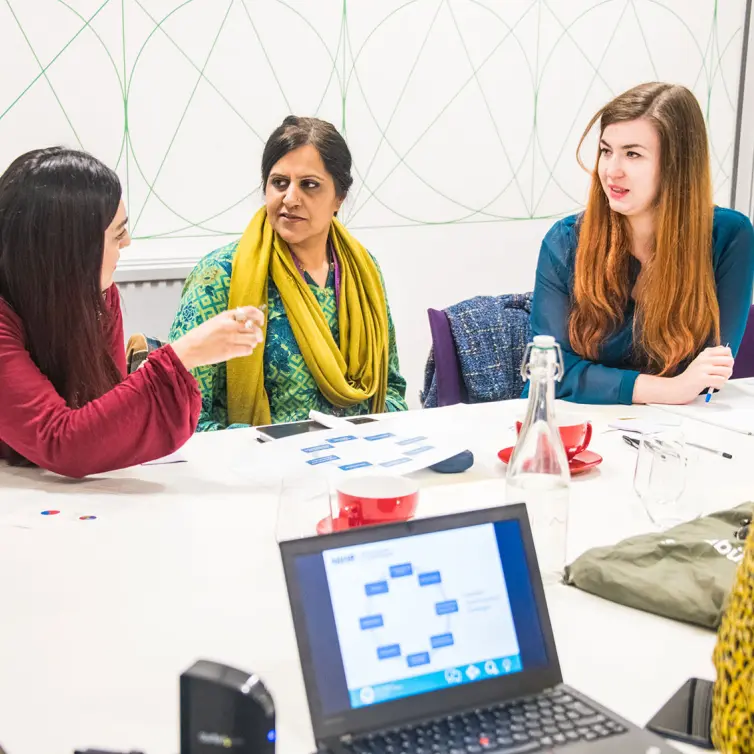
(622, 434, 640, 450)
(687, 441, 733, 460)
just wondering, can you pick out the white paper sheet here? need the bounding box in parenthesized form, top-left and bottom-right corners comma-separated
(257, 417, 467, 480)
(652, 384, 754, 435)
(142, 450, 187, 466)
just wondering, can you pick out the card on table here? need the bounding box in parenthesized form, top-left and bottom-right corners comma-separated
(608, 417, 682, 434)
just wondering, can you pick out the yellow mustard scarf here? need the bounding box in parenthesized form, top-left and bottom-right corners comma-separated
(227, 206, 389, 426)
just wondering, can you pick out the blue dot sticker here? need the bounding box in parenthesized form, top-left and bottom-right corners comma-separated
(41, 510, 60, 516)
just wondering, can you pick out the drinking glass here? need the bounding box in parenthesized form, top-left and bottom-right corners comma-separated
(633, 429, 689, 530)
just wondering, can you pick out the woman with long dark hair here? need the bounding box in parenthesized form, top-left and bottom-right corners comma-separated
(0, 147, 264, 478)
(530, 82, 754, 404)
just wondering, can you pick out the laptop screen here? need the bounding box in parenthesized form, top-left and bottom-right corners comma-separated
(290, 518, 549, 717)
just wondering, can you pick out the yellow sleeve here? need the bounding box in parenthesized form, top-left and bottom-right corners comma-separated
(713, 529, 754, 753)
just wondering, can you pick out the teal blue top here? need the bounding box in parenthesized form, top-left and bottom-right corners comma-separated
(529, 207, 754, 405)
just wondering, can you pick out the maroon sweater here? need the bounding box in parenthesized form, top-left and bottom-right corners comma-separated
(0, 285, 200, 478)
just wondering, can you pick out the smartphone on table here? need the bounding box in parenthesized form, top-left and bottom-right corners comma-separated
(255, 416, 376, 442)
(646, 677, 715, 749)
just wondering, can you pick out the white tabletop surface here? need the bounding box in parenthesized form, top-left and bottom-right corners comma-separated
(2, 391, 753, 754)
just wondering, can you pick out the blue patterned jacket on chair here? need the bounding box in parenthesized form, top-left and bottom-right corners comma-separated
(422, 293, 533, 408)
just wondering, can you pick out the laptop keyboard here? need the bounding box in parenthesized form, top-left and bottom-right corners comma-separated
(342, 689, 627, 754)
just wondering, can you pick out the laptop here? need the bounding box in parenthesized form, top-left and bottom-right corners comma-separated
(279, 503, 678, 753)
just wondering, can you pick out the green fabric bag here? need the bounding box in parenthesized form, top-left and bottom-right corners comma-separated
(564, 503, 754, 629)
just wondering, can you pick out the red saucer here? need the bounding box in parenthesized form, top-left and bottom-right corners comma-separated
(497, 447, 603, 476)
(316, 515, 416, 535)
(316, 515, 352, 535)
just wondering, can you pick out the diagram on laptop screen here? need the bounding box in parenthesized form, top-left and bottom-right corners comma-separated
(323, 523, 522, 708)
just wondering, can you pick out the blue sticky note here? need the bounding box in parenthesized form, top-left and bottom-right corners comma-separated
(419, 571, 442, 586)
(365, 433, 394, 442)
(365, 581, 389, 596)
(302, 443, 334, 453)
(435, 600, 459, 615)
(407, 652, 430, 667)
(430, 633, 454, 649)
(359, 614, 384, 630)
(396, 436, 428, 446)
(404, 445, 434, 456)
(390, 563, 413, 578)
(339, 461, 373, 471)
(380, 457, 412, 468)
(377, 644, 401, 660)
(306, 455, 339, 466)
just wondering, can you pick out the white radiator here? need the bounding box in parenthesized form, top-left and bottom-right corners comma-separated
(118, 279, 186, 343)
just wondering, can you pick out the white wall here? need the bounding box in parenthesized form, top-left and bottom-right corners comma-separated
(0, 1, 748, 406)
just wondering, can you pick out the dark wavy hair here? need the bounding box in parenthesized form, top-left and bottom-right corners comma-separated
(261, 115, 354, 200)
(0, 147, 123, 407)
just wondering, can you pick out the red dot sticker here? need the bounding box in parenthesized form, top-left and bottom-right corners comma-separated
(40, 510, 60, 516)
(79, 515, 97, 521)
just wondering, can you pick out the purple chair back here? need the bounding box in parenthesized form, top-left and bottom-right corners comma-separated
(427, 308, 467, 407)
(732, 305, 754, 379)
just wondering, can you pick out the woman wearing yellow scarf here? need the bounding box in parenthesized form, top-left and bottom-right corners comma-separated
(169, 116, 408, 430)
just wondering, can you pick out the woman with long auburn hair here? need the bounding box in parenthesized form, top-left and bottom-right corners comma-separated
(0, 147, 264, 478)
(530, 82, 754, 405)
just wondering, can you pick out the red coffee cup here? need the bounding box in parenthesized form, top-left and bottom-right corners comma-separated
(335, 475, 419, 528)
(515, 415, 593, 461)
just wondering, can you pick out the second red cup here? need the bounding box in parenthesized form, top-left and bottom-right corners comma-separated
(515, 414, 592, 461)
(335, 475, 419, 528)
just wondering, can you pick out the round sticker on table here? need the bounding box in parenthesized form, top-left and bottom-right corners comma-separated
(79, 515, 97, 521)
(40, 510, 60, 516)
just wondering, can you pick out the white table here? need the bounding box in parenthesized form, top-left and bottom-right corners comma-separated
(1, 395, 753, 754)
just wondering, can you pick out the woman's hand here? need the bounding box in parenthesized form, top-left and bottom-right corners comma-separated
(668, 346, 734, 404)
(171, 306, 265, 370)
(633, 346, 734, 405)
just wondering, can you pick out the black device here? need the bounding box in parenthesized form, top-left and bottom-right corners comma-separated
(256, 416, 376, 442)
(646, 677, 715, 749)
(279, 503, 679, 753)
(180, 660, 275, 754)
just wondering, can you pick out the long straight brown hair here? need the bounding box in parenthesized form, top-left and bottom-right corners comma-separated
(0, 148, 123, 408)
(569, 82, 717, 375)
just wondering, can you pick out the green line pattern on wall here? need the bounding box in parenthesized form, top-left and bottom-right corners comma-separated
(0, 0, 745, 242)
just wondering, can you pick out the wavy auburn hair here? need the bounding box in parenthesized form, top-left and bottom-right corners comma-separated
(569, 82, 717, 375)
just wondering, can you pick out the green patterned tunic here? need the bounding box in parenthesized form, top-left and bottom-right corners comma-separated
(169, 241, 408, 431)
